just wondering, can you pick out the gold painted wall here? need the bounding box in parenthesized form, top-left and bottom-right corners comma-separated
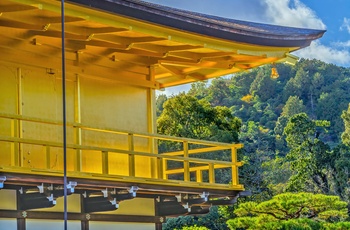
(0, 65, 17, 166)
(0, 60, 157, 228)
(0, 62, 155, 177)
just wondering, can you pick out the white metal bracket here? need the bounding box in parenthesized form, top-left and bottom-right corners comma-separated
(67, 181, 78, 193)
(200, 191, 209, 202)
(128, 186, 138, 197)
(109, 198, 119, 209)
(101, 188, 109, 198)
(0, 176, 6, 189)
(46, 193, 57, 205)
(37, 183, 44, 193)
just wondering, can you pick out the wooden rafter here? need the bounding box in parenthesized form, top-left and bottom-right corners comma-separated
(0, 4, 39, 12)
(134, 44, 203, 53)
(64, 25, 129, 35)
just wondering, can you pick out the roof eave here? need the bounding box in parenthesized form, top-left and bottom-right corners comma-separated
(67, 0, 325, 48)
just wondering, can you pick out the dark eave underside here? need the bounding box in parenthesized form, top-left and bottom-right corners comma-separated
(68, 0, 326, 47)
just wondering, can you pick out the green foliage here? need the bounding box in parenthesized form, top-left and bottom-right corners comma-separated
(281, 96, 306, 117)
(157, 59, 350, 229)
(323, 222, 350, 230)
(238, 121, 274, 196)
(274, 96, 306, 156)
(281, 113, 350, 199)
(157, 94, 242, 229)
(227, 193, 348, 230)
(331, 144, 350, 200)
(163, 207, 229, 230)
(179, 225, 209, 230)
(341, 104, 350, 146)
(262, 157, 292, 194)
(283, 113, 332, 193)
(156, 94, 168, 117)
(207, 78, 233, 106)
(188, 81, 209, 100)
(250, 71, 276, 101)
(157, 93, 241, 142)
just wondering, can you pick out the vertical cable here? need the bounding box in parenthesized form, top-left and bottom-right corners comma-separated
(60, 0, 68, 229)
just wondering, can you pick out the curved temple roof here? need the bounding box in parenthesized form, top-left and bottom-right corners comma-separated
(0, 0, 325, 88)
(74, 0, 325, 48)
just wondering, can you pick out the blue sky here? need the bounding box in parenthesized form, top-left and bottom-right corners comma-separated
(144, 0, 350, 94)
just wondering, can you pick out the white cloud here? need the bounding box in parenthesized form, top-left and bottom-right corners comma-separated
(262, 0, 326, 29)
(340, 18, 350, 33)
(295, 41, 350, 66)
(333, 40, 350, 48)
(145, 0, 326, 29)
(156, 84, 192, 97)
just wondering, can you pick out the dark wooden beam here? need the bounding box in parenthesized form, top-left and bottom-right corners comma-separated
(2, 172, 241, 197)
(81, 220, 89, 230)
(16, 190, 26, 230)
(17, 218, 26, 230)
(154, 198, 166, 229)
(0, 210, 164, 223)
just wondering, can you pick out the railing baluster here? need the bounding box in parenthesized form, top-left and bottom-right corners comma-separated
(150, 136, 158, 179)
(209, 163, 215, 184)
(128, 133, 135, 176)
(157, 156, 163, 179)
(102, 151, 109, 174)
(183, 141, 190, 182)
(162, 158, 167, 179)
(16, 68, 23, 167)
(231, 147, 239, 186)
(74, 127, 82, 172)
(11, 118, 21, 167)
(196, 170, 202, 183)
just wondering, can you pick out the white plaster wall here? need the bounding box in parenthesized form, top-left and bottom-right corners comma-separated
(0, 218, 17, 230)
(26, 220, 81, 230)
(89, 222, 155, 230)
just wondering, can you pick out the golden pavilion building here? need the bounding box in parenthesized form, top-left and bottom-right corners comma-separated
(0, 0, 324, 229)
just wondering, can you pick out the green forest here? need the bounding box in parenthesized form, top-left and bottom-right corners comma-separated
(156, 59, 350, 230)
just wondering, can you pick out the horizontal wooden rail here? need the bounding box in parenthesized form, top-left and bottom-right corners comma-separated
(0, 112, 243, 148)
(0, 136, 235, 166)
(0, 113, 244, 189)
(164, 164, 230, 174)
(162, 146, 229, 156)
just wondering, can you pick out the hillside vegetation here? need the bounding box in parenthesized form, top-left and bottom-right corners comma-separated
(157, 59, 350, 230)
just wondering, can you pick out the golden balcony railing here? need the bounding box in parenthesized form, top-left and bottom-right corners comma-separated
(0, 113, 244, 191)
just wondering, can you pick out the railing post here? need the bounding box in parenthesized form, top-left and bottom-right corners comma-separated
(157, 156, 163, 179)
(147, 65, 158, 179)
(11, 119, 19, 166)
(15, 68, 23, 167)
(128, 133, 135, 177)
(183, 141, 190, 182)
(196, 170, 202, 183)
(12, 119, 22, 167)
(162, 158, 167, 179)
(74, 128, 82, 172)
(150, 136, 158, 179)
(102, 151, 109, 174)
(231, 147, 239, 186)
(208, 163, 215, 184)
(74, 75, 82, 172)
